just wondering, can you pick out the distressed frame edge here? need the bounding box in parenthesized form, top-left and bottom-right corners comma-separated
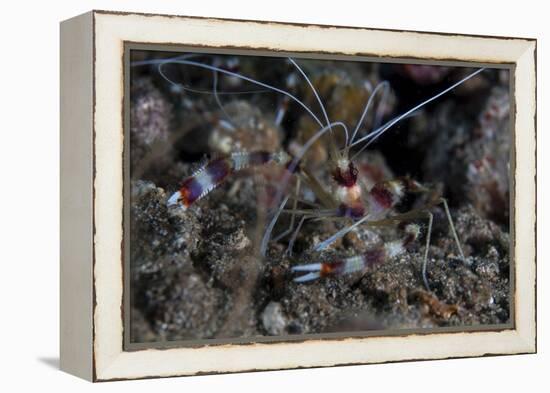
(90, 11, 536, 382)
(92, 8, 538, 42)
(123, 43, 517, 352)
(59, 11, 95, 381)
(512, 40, 537, 354)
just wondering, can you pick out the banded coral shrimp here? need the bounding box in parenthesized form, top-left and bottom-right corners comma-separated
(131, 52, 487, 300)
(130, 54, 508, 331)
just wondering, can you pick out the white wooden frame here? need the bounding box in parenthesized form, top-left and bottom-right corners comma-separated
(60, 10, 536, 381)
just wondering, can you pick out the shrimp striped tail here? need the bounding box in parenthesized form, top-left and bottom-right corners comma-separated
(291, 224, 420, 282)
(167, 151, 290, 209)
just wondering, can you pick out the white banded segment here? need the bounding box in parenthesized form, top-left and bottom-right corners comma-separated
(167, 151, 290, 209)
(291, 224, 421, 282)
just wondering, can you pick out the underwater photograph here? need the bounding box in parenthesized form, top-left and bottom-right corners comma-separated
(127, 49, 512, 345)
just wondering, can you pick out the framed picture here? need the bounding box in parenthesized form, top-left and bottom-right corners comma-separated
(60, 10, 536, 381)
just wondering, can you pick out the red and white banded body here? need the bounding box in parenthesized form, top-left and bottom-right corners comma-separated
(291, 223, 420, 282)
(332, 158, 365, 219)
(167, 151, 289, 209)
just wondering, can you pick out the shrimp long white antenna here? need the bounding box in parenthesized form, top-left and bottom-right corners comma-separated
(134, 57, 269, 95)
(286, 121, 349, 174)
(212, 70, 235, 128)
(349, 81, 390, 147)
(286, 215, 307, 256)
(349, 68, 486, 160)
(373, 81, 391, 129)
(260, 121, 349, 256)
(133, 54, 217, 93)
(313, 213, 372, 252)
(133, 57, 326, 130)
(288, 57, 344, 160)
(349, 112, 419, 160)
(260, 195, 290, 256)
(287, 58, 333, 135)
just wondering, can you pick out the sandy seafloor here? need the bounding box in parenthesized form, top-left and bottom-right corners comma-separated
(128, 52, 511, 343)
